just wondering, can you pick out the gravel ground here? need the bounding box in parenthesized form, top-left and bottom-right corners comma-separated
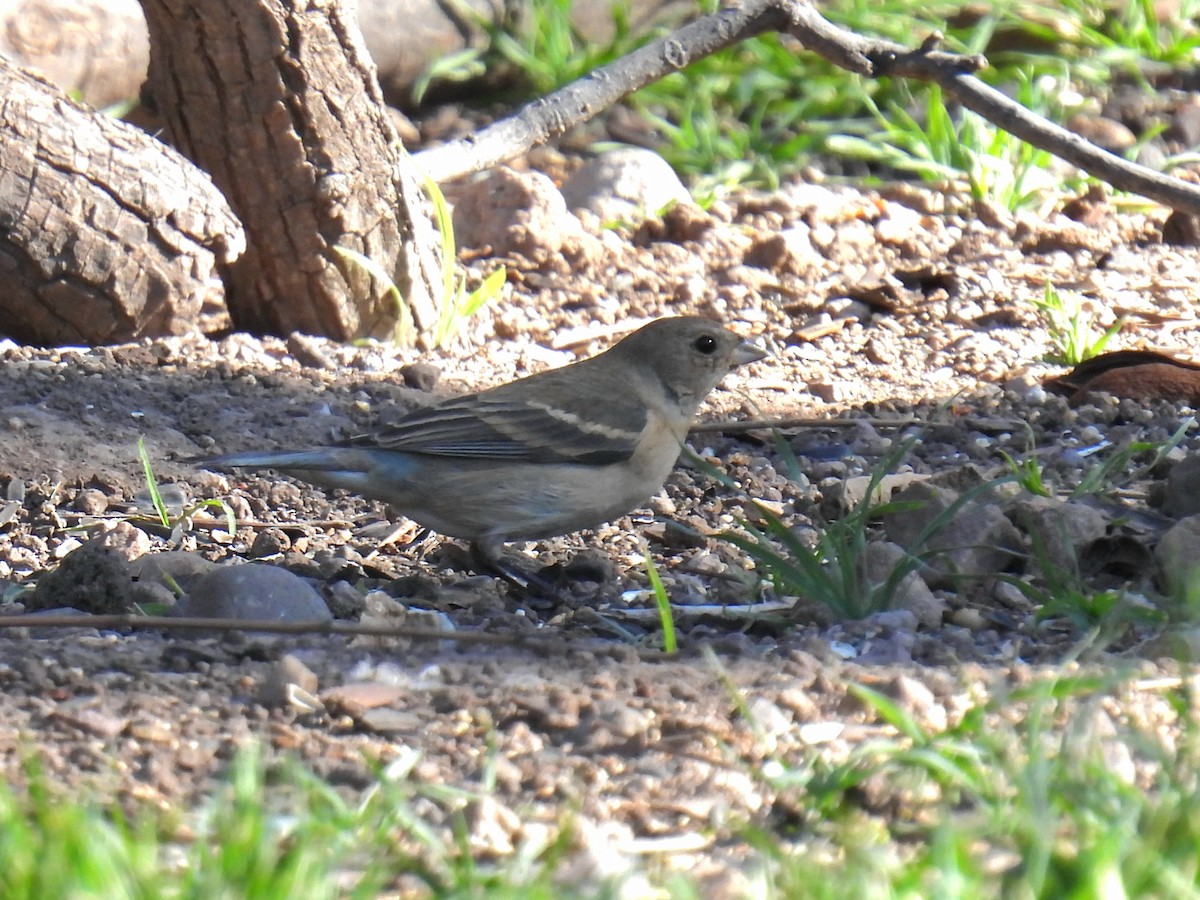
(2, 176, 1200, 885)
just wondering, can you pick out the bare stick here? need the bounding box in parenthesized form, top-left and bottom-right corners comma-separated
(416, 0, 1200, 215)
(690, 414, 921, 433)
(413, 0, 789, 183)
(0, 613, 550, 645)
(781, 3, 1200, 214)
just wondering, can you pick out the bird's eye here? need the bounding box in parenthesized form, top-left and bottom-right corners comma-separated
(694, 334, 719, 354)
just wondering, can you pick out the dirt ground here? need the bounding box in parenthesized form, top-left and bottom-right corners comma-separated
(2, 175, 1199, 886)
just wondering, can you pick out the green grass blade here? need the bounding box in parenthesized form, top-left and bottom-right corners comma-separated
(137, 436, 171, 529)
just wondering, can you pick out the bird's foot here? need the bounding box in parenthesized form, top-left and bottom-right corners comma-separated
(468, 542, 562, 602)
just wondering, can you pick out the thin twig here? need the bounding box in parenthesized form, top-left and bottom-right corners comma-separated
(57, 511, 359, 530)
(413, 0, 788, 182)
(604, 601, 797, 622)
(0, 613, 551, 645)
(690, 415, 920, 433)
(781, 5, 1200, 213)
(414, 0, 1200, 215)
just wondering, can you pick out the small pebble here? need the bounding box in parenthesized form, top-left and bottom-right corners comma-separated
(73, 489, 109, 515)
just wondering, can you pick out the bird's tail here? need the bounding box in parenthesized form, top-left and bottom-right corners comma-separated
(197, 449, 357, 472)
(197, 447, 402, 499)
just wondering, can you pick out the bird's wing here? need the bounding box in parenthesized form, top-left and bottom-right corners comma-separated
(346, 391, 649, 465)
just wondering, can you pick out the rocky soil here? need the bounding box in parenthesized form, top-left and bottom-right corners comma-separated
(3, 167, 1200, 888)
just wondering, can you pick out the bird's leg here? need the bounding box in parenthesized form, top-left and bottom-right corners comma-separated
(468, 541, 561, 599)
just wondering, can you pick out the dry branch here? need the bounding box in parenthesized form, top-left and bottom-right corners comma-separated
(780, 2, 1200, 215)
(417, 0, 1200, 216)
(414, 0, 789, 183)
(0, 612, 553, 645)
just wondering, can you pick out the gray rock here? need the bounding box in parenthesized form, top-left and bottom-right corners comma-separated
(861, 541, 945, 629)
(561, 147, 691, 224)
(174, 563, 331, 623)
(1010, 495, 1108, 574)
(451, 167, 584, 262)
(882, 482, 1022, 589)
(1163, 455, 1200, 519)
(1155, 516, 1200, 618)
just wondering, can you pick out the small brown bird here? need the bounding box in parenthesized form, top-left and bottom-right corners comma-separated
(201, 316, 767, 586)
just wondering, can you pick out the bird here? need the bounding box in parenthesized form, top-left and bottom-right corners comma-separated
(199, 316, 767, 589)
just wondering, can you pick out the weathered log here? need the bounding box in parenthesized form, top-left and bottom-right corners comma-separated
(0, 59, 243, 345)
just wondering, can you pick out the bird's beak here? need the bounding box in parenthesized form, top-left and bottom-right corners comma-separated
(733, 338, 769, 367)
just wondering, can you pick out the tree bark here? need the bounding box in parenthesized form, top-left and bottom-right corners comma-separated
(0, 60, 243, 345)
(141, 0, 440, 341)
